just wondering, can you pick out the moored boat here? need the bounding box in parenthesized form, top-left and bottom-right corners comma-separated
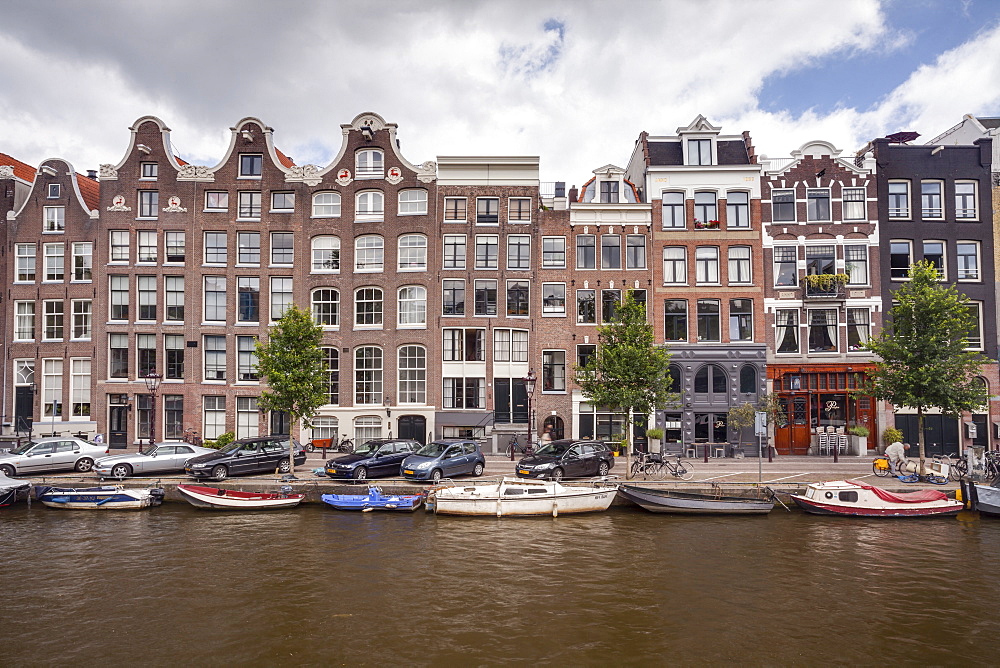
(0, 470, 31, 507)
(619, 483, 775, 515)
(177, 484, 305, 510)
(35, 485, 165, 510)
(790, 480, 962, 517)
(972, 482, 1000, 517)
(322, 486, 423, 512)
(430, 477, 618, 517)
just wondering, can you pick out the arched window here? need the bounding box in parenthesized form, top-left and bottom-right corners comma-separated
(311, 288, 339, 326)
(694, 364, 728, 401)
(398, 234, 427, 270)
(739, 365, 758, 395)
(399, 189, 428, 215)
(356, 150, 384, 178)
(355, 287, 383, 326)
(356, 191, 384, 221)
(354, 235, 383, 271)
(398, 345, 426, 404)
(668, 364, 682, 394)
(397, 286, 427, 327)
(311, 236, 340, 272)
(354, 415, 383, 442)
(354, 347, 383, 405)
(312, 192, 341, 217)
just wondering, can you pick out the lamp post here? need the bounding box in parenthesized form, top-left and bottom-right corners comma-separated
(523, 370, 537, 455)
(143, 369, 162, 450)
(384, 395, 392, 437)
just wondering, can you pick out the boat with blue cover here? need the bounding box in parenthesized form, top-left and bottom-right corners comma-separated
(35, 485, 165, 510)
(321, 486, 424, 512)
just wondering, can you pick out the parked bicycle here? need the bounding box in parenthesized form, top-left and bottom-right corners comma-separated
(181, 428, 202, 447)
(505, 435, 534, 459)
(630, 451, 694, 480)
(984, 450, 1000, 482)
(933, 452, 968, 481)
(306, 436, 354, 454)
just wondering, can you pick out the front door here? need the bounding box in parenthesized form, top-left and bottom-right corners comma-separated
(397, 415, 426, 444)
(109, 405, 129, 449)
(14, 386, 33, 436)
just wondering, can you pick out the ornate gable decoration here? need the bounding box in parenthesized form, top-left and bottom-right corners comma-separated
(336, 168, 353, 187)
(0, 165, 14, 179)
(163, 195, 187, 213)
(107, 194, 131, 212)
(286, 164, 322, 187)
(177, 165, 214, 182)
(677, 115, 721, 135)
(99, 164, 119, 180)
(414, 160, 436, 183)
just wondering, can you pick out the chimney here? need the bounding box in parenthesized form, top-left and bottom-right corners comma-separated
(568, 185, 578, 202)
(87, 170, 98, 180)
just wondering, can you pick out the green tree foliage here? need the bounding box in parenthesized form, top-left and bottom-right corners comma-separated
(728, 402, 756, 449)
(865, 261, 989, 472)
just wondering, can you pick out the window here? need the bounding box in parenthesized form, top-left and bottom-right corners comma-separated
(626, 235, 646, 269)
(109, 333, 129, 378)
(355, 287, 383, 326)
(271, 192, 294, 211)
(310, 191, 341, 218)
(16, 243, 36, 282)
(203, 396, 226, 440)
(14, 302, 34, 340)
(441, 234, 466, 270)
(842, 187, 866, 221)
(694, 191, 717, 225)
(729, 299, 753, 341)
(238, 191, 261, 218)
(356, 149, 383, 178)
(399, 189, 428, 215)
(542, 283, 566, 315)
(693, 365, 727, 402)
(888, 181, 910, 218)
(728, 246, 751, 284)
(542, 237, 566, 268)
(696, 247, 719, 284)
(576, 235, 596, 269)
(47, 184, 60, 198)
(577, 289, 596, 324)
(322, 347, 340, 405)
(475, 235, 499, 269)
(138, 191, 158, 218)
(966, 302, 983, 350)
(71, 358, 90, 417)
(398, 234, 428, 270)
(238, 277, 260, 323)
(923, 240, 946, 279)
(776, 310, 799, 354)
(474, 280, 497, 316)
(493, 329, 528, 362)
(726, 191, 750, 228)
(237, 397, 259, 439)
(957, 241, 980, 281)
(662, 192, 685, 228)
(443, 279, 465, 315)
(600, 181, 619, 203)
(240, 154, 263, 177)
(688, 138, 711, 165)
(72, 300, 91, 339)
(42, 359, 62, 418)
(110, 275, 129, 320)
(696, 299, 720, 342)
(238, 232, 260, 265)
(542, 351, 566, 391)
(311, 236, 340, 272)
(806, 189, 830, 221)
(355, 191, 384, 221)
(165, 334, 184, 379)
(237, 336, 259, 381)
(476, 198, 499, 224)
(443, 378, 486, 409)
(165, 276, 184, 321)
(805, 245, 835, 277)
(204, 276, 226, 322)
(601, 290, 621, 323)
(204, 335, 226, 380)
(509, 198, 532, 222)
(44, 243, 64, 281)
(355, 347, 383, 404)
(204, 232, 227, 264)
(955, 181, 977, 219)
(109, 231, 129, 263)
(921, 181, 943, 218)
(398, 286, 427, 326)
(398, 346, 426, 404)
(205, 191, 228, 211)
(662, 247, 687, 284)
(506, 280, 529, 316)
(507, 235, 531, 270)
(43, 206, 65, 232)
(601, 235, 621, 269)
(664, 300, 687, 342)
(312, 288, 339, 326)
(137, 333, 156, 376)
(15, 360, 35, 387)
(807, 309, 838, 353)
(270, 277, 293, 320)
(353, 415, 382, 442)
(355, 235, 384, 271)
(847, 308, 870, 351)
(772, 190, 795, 222)
(890, 241, 912, 279)
(138, 162, 157, 179)
(444, 197, 467, 222)
(270, 232, 293, 265)
(845, 245, 869, 285)
(137, 275, 156, 320)
(443, 329, 485, 361)
(165, 231, 185, 263)
(136, 230, 156, 263)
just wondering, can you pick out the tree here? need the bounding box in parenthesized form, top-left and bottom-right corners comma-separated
(865, 261, 990, 474)
(574, 289, 675, 478)
(254, 304, 328, 475)
(727, 402, 756, 453)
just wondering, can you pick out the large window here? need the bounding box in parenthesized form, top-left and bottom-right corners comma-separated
(322, 348, 339, 405)
(476, 198, 499, 224)
(688, 138, 711, 165)
(890, 241, 912, 279)
(542, 283, 566, 315)
(237, 397, 259, 439)
(356, 150, 384, 178)
(110, 334, 128, 378)
(237, 232, 260, 265)
(397, 286, 427, 326)
(957, 241, 980, 281)
(664, 299, 687, 342)
(204, 397, 226, 440)
(805, 245, 835, 277)
(728, 246, 751, 284)
(71, 358, 90, 417)
(663, 247, 686, 284)
(355, 347, 383, 405)
(955, 181, 977, 219)
(205, 232, 227, 264)
(696, 299, 720, 342)
(888, 181, 910, 218)
(771, 190, 795, 222)
(842, 187, 866, 220)
(237, 191, 261, 219)
(42, 359, 62, 418)
(808, 309, 838, 353)
(599, 180, 619, 204)
(847, 308, 870, 352)
(506, 280, 529, 316)
(493, 329, 528, 362)
(204, 276, 226, 322)
(542, 237, 566, 268)
(137, 275, 156, 320)
(43, 300, 63, 340)
(44, 206, 65, 231)
(443, 279, 465, 316)
(137, 231, 157, 263)
(270, 232, 293, 265)
(775, 310, 799, 354)
(270, 277, 292, 320)
(509, 198, 532, 223)
(443, 378, 485, 409)
(662, 192, 685, 228)
(356, 191, 384, 221)
(601, 290, 620, 323)
(205, 191, 228, 211)
(694, 192, 717, 225)
(726, 191, 749, 228)
(237, 336, 258, 381)
(271, 191, 295, 212)
(165, 334, 184, 379)
(16, 243, 36, 282)
(204, 335, 226, 380)
(44, 243, 64, 281)
(845, 245, 869, 285)
(239, 154, 263, 177)
(313, 192, 341, 217)
(507, 235, 531, 270)
(238, 277, 260, 323)
(806, 189, 830, 221)
(729, 299, 753, 341)
(110, 275, 129, 320)
(138, 191, 158, 218)
(695, 246, 719, 284)
(355, 288, 384, 326)
(576, 235, 596, 269)
(474, 280, 497, 316)
(443, 234, 466, 269)
(15, 301, 34, 340)
(398, 234, 428, 271)
(443, 329, 485, 362)
(399, 189, 428, 215)
(137, 333, 156, 376)
(355, 235, 384, 271)
(398, 346, 426, 404)
(577, 290, 596, 324)
(966, 302, 983, 350)
(72, 300, 91, 339)
(921, 181, 943, 219)
(444, 197, 467, 222)
(475, 235, 499, 269)
(923, 240, 946, 279)
(165, 276, 184, 321)
(542, 350, 566, 391)
(601, 235, 621, 269)
(311, 236, 340, 272)
(312, 288, 339, 326)
(165, 231, 185, 263)
(626, 235, 646, 269)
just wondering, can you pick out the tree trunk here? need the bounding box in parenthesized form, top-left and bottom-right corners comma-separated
(917, 407, 927, 475)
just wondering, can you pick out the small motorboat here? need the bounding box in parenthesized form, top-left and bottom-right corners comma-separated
(0, 471, 31, 507)
(972, 482, 1000, 517)
(177, 484, 305, 510)
(321, 486, 423, 512)
(35, 485, 165, 510)
(619, 483, 776, 515)
(790, 480, 962, 517)
(430, 477, 618, 517)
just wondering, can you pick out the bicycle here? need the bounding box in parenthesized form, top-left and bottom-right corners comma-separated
(630, 451, 665, 479)
(662, 455, 695, 481)
(934, 452, 968, 481)
(181, 428, 202, 447)
(505, 435, 534, 459)
(984, 450, 1000, 482)
(872, 455, 891, 477)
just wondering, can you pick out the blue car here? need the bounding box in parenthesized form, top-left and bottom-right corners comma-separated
(324, 439, 421, 480)
(400, 440, 486, 483)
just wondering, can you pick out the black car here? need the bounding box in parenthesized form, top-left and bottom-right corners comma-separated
(185, 436, 307, 481)
(324, 439, 421, 480)
(516, 439, 614, 481)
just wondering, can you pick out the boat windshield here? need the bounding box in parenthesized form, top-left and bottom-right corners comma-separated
(8, 441, 36, 455)
(534, 442, 570, 457)
(415, 442, 448, 457)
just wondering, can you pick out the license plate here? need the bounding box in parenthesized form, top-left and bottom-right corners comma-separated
(519, 470, 530, 475)
(404, 470, 414, 475)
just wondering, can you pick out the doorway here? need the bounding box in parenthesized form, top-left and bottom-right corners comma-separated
(397, 415, 426, 444)
(108, 400, 129, 450)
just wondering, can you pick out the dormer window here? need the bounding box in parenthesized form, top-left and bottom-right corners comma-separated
(47, 184, 60, 198)
(239, 154, 263, 178)
(356, 150, 384, 179)
(688, 139, 712, 166)
(600, 181, 619, 204)
(140, 162, 158, 179)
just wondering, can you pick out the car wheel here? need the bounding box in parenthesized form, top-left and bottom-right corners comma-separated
(430, 469, 443, 484)
(277, 459, 291, 474)
(352, 466, 368, 480)
(75, 458, 94, 473)
(306, 443, 316, 453)
(212, 465, 228, 481)
(111, 463, 132, 479)
(597, 461, 610, 477)
(0, 464, 15, 477)
(551, 467, 564, 482)
(472, 462, 485, 477)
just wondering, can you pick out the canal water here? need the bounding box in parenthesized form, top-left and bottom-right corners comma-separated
(2, 503, 998, 666)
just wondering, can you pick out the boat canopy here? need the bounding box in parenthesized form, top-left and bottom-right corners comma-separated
(854, 483, 948, 504)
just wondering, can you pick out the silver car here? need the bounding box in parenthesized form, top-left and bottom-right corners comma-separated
(0, 437, 110, 476)
(95, 442, 216, 479)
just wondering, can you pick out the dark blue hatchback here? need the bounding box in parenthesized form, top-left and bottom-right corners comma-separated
(325, 439, 421, 480)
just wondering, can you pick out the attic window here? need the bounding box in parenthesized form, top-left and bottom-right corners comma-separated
(47, 184, 60, 199)
(239, 154, 263, 178)
(688, 139, 712, 166)
(141, 162, 158, 179)
(600, 181, 619, 204)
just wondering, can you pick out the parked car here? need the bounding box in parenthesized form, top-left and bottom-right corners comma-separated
(325, 439, 421, 480)
(0, 437, 110, 476)
(400, 440, 486, 483)
(94, 442, 216, 479)
(516, 439, 614, 481)
(184, 436, 307, 481)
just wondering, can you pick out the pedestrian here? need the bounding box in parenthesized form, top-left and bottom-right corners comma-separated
(885, 440, 909, 475)
(540, 425, 553, 445)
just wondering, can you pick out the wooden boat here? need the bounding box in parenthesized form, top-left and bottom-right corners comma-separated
(430, 477, 618, 517)
(177, 484, 305, 510)
(972, 482, 1000, 517)
(0, 471, 31, 507)
(790, 480, 962, 517)
(35, 485, 164, 510)
(619, 483, 775, 515)
(321, 486, 423, 512)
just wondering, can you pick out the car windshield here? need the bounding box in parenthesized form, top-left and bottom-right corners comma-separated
(218, 442, 244, 454)
(352, 441, 385, 456)
(534, 442, 570, 457)
(415, 442, 449, 457)
(8, 441, 36, 455)
(139, 445, 158, 456)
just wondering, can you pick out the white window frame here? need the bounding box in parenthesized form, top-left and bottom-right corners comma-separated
(237, 191, 261, 219)
(355, 190, 384, 222)
(14, 301, 35, 341)
(354, 347, 384, 405)
(398, 345, 427, 404)
(887, 180, 910, 219)
(312, 191, 341, 217)
(542, 283, 566, 316)
(72, 299, 91, 340)
(355, 235, 384, 272)
(270, 191, 295, 212)
(507, 234, 531, 270)
(43, 206, 65, 232)
(542, 236, 566, 268)
(311, 288, 340, 327)
(922, 239, 947, 280)
(355, 149, 384, 179)
(311, 236, 341, 272)
(397, 285, 427, 328)
(354, 287, 384, 328)
(239, 154, 263, 178)
(205, 191, 229, 211)
(398, 234, 428, 271)
(695, 246, 720, 284)
(398, 189, 428, 215)
(955, 181, 978, 220)
(443, 197, 467, 223)
(43, 243, 64, 282)
(508, 197, 532, 223)
(16, 243, 36, 282)
(663, 247, 687, 285)
(842, 187, 867, 221)
(269, 277, 293, 322)
(956, 241, 981, 282)
(443, 234, 467, 270)
(727, 246, 751, 284)
(920, 180, 944, 219)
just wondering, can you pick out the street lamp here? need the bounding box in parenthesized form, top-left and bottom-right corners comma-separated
(384, 395, 392, 438)
(523, 370, 537, 455)
(143, 369, 162, 449)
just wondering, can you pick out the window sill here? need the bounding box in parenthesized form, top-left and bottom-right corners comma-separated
(310, 214, 342, 219)
(201, 380, 228, 384)
(397, 267, 427, 272)
(201, 321, 227, 327)
(237, 175, 262, 180)
(268, 264, 294, 270)
(203, 208, 229, 213)
(236, 217, 261, 222)
(443, 219, 468, 224)
(234, 322, 261, 326)
(41, 230, 66, 234)
(311, 269, 341, 274)
(160, 321, 184, 326)
(397, 324, 427, 330)
(162, 379, 185, 383)
(542, 265, 567, 270)
(399, 211, 428, 217)
(353, 325, 384, 331)
(542, 313, 567, 317)
(354, 217, 384, 223)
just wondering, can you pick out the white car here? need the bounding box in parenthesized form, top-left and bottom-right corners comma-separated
(95, 442, 216, 479)
(0, 437, 109, 476)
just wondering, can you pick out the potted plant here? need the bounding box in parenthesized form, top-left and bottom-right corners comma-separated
(847, 424, 870, 454)
(805, 273, 850, 293)
(881, 426, 903, 454)
(645, 428, 664, 453)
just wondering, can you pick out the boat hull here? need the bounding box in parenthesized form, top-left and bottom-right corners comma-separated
(36, 486, 164, 510)
(619, 485, 774, 515)
(790, 495, 962, 517)
(433, 479, 617, 517)
(973, 484, 1000, 516)
(321, 493, 423, 512)
(177, 484, 305, 510)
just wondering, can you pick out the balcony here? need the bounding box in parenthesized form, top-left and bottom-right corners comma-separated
(693, 220, 720, 230)
(803, 274, 849, 300)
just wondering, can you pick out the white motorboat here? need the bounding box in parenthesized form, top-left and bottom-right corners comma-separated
(177, 484, 305, 510)
(973, 482, 1000, 517)
(430, 477, 618, 517)
(35, 485, 165, 510)
(790, 480, 962, 517)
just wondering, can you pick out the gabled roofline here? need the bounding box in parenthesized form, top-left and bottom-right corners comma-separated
(102, 116, 186, 179)
(10, 158, 98, 220)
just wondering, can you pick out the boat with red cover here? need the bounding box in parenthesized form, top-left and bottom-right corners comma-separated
(177, 484, 305, 510)
(790, 480, 962, 517)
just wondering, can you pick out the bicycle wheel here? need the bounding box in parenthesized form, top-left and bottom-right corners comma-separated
(926, 474, 948, 485)
(505, 444, 515, 459)
(873, 460, 890, 477)
(654, 462, 669, 480)
(675, 460, 695, 481)
(950, 459, 968, 481)
(629, 460, 642, 478)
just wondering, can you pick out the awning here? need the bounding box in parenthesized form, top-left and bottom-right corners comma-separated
(434, 411, 493, 427)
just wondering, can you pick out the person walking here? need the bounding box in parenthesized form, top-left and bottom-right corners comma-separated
(539, 425, 553, 446)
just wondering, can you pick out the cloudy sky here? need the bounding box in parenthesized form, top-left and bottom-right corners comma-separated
(2, 0, 999, 184)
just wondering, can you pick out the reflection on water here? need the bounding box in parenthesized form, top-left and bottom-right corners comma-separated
(2, 504, 999, 666)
